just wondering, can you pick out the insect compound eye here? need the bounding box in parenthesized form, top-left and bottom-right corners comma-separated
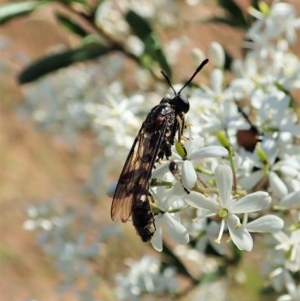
(174, 95, 190, 114)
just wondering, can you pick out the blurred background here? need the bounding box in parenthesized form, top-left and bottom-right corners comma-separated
(0, 0, 299, 300)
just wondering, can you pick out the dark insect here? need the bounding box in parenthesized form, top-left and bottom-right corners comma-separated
(111, 59, 209, 242)
(236, 102, 263, 152)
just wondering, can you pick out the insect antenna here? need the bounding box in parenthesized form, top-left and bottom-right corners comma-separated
(178, 58, 209, 94)
(160, 59, 209, 96)
(160, 70, 177, 95)
(235, 100, 260, 135)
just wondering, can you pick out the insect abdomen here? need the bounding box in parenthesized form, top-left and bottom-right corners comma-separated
(131, 195, 156, 242)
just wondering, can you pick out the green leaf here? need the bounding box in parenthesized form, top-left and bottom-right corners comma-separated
(203, 16, 247, 28)
(125, 10, 152, 40)
(0, 1, 47, 24)
(18, 38, 112, 84)
(56, 0, 88, 5)
(251, 0, 260, 10)
(217, 0, 248, 27)
(144, 33, 171, 76)
(125, 10, 171, 77)
(218, 0, 243, 16)
(56, 12, 88, 37)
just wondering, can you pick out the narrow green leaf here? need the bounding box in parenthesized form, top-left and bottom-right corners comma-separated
(217, 0, 248, 27)
(56, 13, 88, 37)
(144, 33, 171, 76)
(125, 10, 152, 40)
(251, 0, 260, 10)
(218, 0, 243, 15)
(125, 10, 171, 77)
(18, 38, 112, 84)
(0, 1, 47, 24)
(203, 16, 248, 28)
(56, 0, 88, 5)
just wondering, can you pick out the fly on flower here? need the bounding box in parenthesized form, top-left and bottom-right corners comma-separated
(236, 102, 263, 152)
(111, 59, 209, 242)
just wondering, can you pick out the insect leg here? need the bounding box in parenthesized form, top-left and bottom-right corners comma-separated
(159, 138, 190, 193)
(176, 113, 185, 142)
(168, 159, 190, 193)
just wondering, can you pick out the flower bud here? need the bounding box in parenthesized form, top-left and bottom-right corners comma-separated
(208, 42, 225, 68)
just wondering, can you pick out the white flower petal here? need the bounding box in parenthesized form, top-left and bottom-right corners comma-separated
(181, 160, 197, 191)
(215, 165, 232, 206)
(269, 171, 288, 199)
(164, 213, 189, 244)
(279, 165, 299, 178)
(210, 68, 223, 94)
(231, 191, 271, 213)
(273, 231, 290, 247)
(195, 236, 208, 253)
(189, 146, 228, 160)
(246, 215, 284, 233)
(281, 190, 300, 207)
(227, 214, 253, 251)
(209, 42, 225, 68)
(151, 216, 163, 252)
(239, 170, 263, 191)
(276, 294, 292, 301)
(151, 162, 170, 178)
(185, 191, 219, 211)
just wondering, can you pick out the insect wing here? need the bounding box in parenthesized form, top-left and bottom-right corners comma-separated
(111, 111, 169, 222)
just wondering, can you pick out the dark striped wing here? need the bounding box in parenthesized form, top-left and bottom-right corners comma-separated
(111, 116, 169, 222)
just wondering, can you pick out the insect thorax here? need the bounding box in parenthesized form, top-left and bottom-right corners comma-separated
(145, 102, 175, 130)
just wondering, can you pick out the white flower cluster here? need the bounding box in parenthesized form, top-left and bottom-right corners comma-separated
(113, 2, 300, 300)
(20, 59, 145, 152)
(23, 199, 119, 299)
(19, 1, 300, 300)
(20, 59, 157, 197)
(115, 256, 177, 301)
